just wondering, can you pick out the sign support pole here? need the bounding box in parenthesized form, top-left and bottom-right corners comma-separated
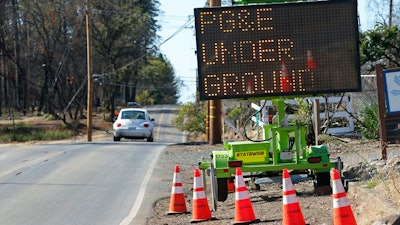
(376, 64, 387, 160)
(208, 0, 222, 145)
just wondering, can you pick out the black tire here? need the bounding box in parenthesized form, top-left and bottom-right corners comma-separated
(216, 178, 228, 202)
(147, 133, 154, 142)
(113, 136, 121, 141)
(314, 172, 331, 195)
(315, 172, 331, 187)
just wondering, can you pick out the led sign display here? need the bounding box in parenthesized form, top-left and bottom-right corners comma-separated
(194, 0, 360, 100)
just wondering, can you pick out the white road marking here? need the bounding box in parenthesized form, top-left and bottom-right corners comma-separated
(154, 107, 164, 141)
(119, 147, 163, 225)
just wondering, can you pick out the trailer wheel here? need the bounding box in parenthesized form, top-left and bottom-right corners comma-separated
(216, 178, 228, 201)
(314, 172, 331, 196)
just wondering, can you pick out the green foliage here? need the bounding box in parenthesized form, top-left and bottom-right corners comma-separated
(173, 102, 206, 133)
(226, 107, 245, 122)
(359, 103, 380, 140)
(44, 114, 57, 120)
(136, 89, 155, 106)
(290, 98, 311, 126)
(138, 55, 180, 104)
(364, 178, 380, 189)
(360, 23, 400, 69)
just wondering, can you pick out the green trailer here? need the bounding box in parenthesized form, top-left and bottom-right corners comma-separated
(199, 98, 343, 210)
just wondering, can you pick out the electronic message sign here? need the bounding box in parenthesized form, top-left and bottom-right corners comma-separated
(194, 0, 360, 100)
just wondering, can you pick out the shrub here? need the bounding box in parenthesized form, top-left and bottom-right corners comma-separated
(173, 102, 206, 133)
(359, 103, 379, 139)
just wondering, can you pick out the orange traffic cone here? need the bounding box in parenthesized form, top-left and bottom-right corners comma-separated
(331, 168, 357, 225)
(307, 50, 317, 69)
(166, 165, 187, 214)
(233, 167, 257, 224)
(282, 168, 306, 225)
(190, 167, 212, 223)
(280, 61, 292, 92)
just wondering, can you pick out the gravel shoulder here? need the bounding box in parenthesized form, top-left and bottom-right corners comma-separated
(147, 139, 400, 225)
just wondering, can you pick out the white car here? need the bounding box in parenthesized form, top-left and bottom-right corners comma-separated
(113, 108, 154, 142)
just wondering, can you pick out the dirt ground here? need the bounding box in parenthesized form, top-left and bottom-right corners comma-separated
(0, 112, 112, 144)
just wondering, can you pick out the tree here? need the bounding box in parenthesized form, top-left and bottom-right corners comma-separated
(91, 0, 164, 118)
(365, 0, 399, 28)
(0, 0, 178, 125)
(137, 54, 180, 104)
(173, 101, 206, 133)
(360, 23, 400, 70)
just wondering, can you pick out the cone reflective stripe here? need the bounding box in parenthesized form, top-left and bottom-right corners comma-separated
(193, 185, 206, 200)
(283, 189, 298, 205)
(172, 167, 183, 194)
(235, 171, 249, 200)
(331, 169, 357, 225)
(282, 169, 306, 225)
(190, 167, 212, 223)
(167, 165, 187, 214)
(280, 61, 292, 92)
(233, 167, 257, 224)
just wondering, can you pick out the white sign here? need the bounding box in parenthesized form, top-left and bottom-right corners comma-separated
(384, 69, 400, 114)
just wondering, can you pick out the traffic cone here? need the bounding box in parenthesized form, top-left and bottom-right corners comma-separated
(282, 168, 306, 225)
(166, 165, 187, 214)
(307, 50, 317, 69)
(331, 168, 357, 225)
(233, 167, 257, 224)
(190, 167, 212, 223)
(280, 61, 292, 92)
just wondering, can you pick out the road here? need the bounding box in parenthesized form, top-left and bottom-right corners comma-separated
(0, 104, 183, 225)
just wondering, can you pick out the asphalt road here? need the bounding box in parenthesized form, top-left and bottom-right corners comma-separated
(0, 104, 183, 225)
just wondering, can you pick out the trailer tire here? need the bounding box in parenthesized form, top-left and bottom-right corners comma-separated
(315, 172, 330, 186)
(314, 172, 331, 196)
(216, 178, 228, 202)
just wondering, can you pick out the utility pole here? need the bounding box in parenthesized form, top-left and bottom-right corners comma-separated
(389, 0, 393, 27)
(86, 0, 93, 142)
(208, 0, 222, 145)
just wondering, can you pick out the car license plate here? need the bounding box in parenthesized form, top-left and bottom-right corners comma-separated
(128, 127, 136, 130)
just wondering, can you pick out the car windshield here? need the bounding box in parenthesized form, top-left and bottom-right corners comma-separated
(121, 111, 145, 120)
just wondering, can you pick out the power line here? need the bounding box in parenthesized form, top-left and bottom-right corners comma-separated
(95, 80, 179, 89)
(94, 15, 195, 77)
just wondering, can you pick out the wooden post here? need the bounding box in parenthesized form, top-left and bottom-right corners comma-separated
(208, 0, 222, 145)
(205, 101, 210, 141)
(86, 0, 93, 142)
(376, 64, 387, 160)
(209, 99, 222, 144)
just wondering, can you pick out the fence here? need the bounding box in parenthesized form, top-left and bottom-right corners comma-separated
(224, 75, 378, 138)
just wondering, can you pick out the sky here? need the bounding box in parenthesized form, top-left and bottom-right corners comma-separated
(157, 0, 374, 103)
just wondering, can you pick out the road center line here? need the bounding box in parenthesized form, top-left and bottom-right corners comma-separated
(154, 106, 165, 141)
